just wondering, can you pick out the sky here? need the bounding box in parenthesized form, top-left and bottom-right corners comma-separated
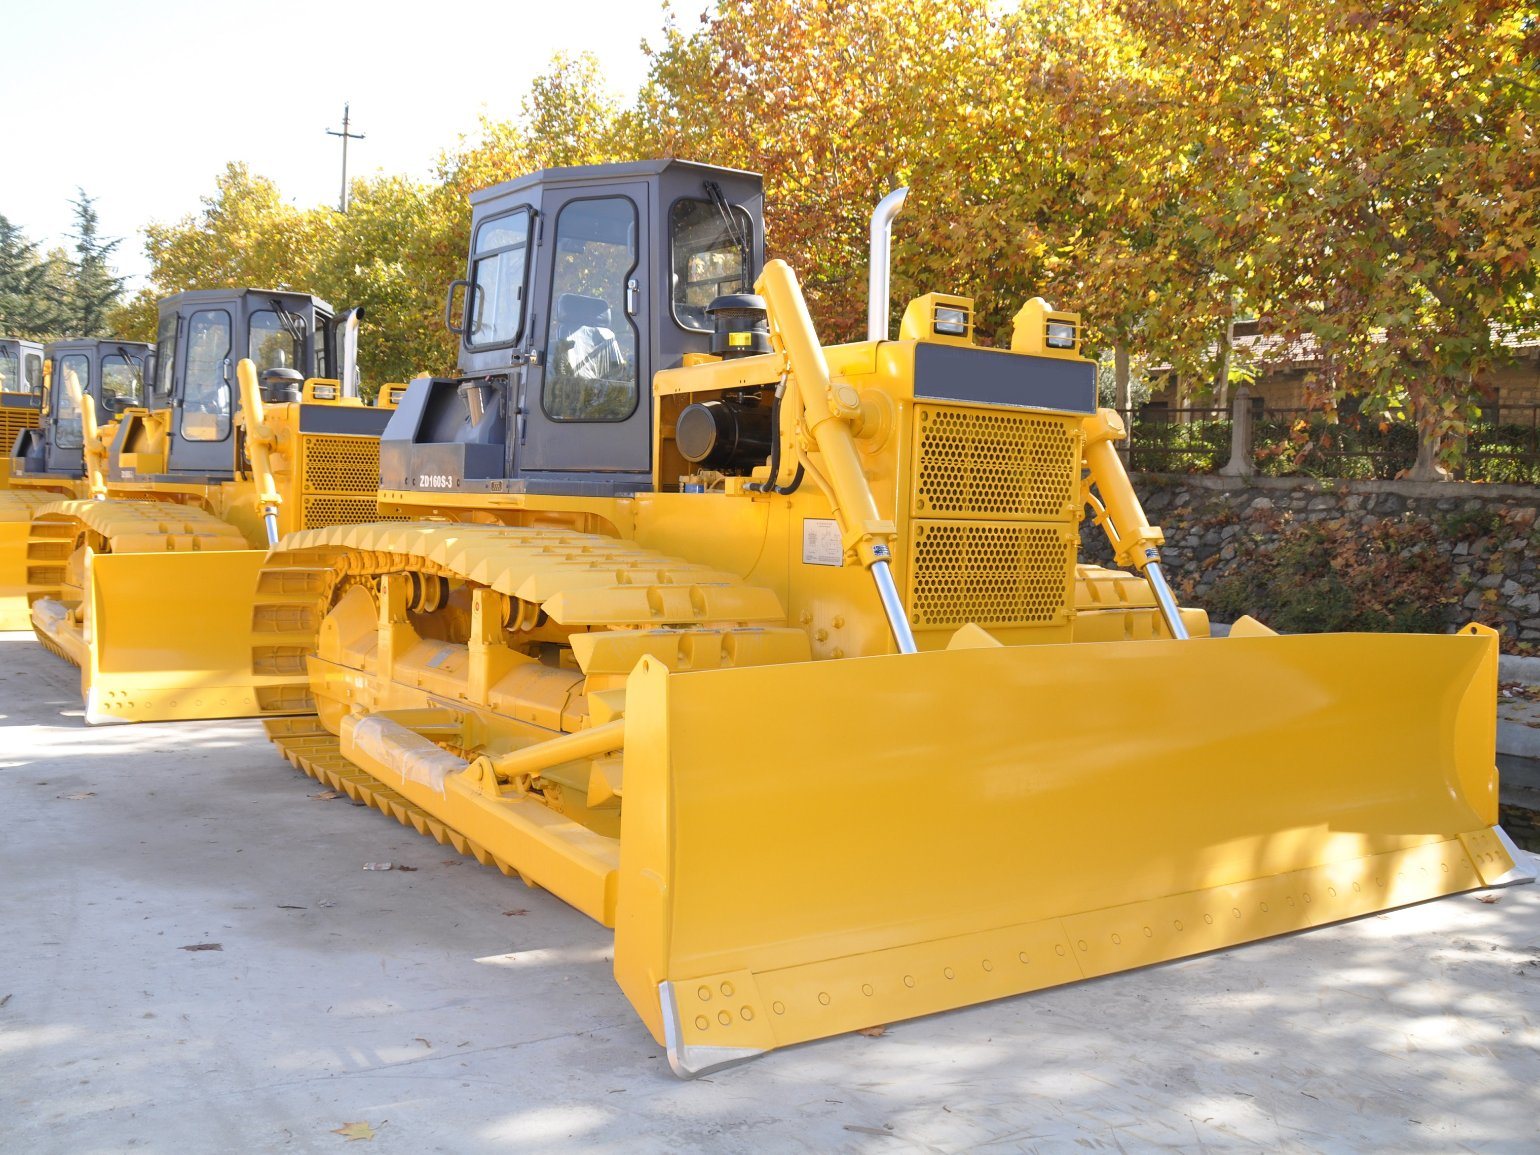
(0, 0, 678, 287)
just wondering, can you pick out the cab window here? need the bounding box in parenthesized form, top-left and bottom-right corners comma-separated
(180, 309, 233, 442)
(468, 209, 531, 348)
(670, 198, 753, 332)
(101, 353, 144, 414)
(156, 311, 178, 400)
(23, 353, 42, 393)
(54, 354, 90, 449)
(249, 310, 304, 374)
(542, 197, 638, 423)
(0, 346, 16, 392)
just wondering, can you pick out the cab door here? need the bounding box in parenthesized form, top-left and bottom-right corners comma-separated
(516, 184, 651, 475)
(168, 306, 236, 474)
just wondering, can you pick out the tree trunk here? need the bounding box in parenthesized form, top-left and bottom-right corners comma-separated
(1214, 314, 1234, 411)
(1408, 394, 1450, 482)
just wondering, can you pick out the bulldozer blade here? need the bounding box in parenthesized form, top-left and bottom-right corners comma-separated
(55, 550, 308, 724)
(613, 626, 1533, 1077)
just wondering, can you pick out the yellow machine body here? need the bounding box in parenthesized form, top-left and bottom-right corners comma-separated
(255, 262, 1532, 1075)
(30, 377, 394, 722)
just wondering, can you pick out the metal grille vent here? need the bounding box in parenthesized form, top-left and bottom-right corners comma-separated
(0, 407, 36, 452)
(302, 495, 381, 529)
(913, 405, 1080, 520)
(302, 435, 381, 493)
(906, 521, 1073, 629)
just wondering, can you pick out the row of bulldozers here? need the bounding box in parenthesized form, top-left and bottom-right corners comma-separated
(3, 160, 1532, 1077)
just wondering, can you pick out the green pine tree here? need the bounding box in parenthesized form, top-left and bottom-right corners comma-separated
(0, 214, 62, 337)
(67, 191, 125, 337)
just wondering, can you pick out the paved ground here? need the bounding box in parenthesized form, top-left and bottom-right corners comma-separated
(3, 631, 1539, 1154)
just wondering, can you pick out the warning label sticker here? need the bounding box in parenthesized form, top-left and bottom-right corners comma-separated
(802, 519, 843, 567)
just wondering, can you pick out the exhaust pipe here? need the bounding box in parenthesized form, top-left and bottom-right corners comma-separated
(866, 187, 909, 342)
(338, 307, 365, 397)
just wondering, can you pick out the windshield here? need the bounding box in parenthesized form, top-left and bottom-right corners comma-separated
(101, 353, 144, 413)
(468, 209, 531, 347)
(54, 354, 90, 449)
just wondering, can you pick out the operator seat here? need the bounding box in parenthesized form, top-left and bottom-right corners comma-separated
(553, 293, 625, 381)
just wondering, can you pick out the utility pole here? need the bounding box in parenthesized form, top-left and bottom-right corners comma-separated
(326, 103, 365, 213)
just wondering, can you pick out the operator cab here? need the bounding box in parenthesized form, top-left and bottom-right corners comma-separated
(11, 338, 152, 478)
(0, 338, 45, 411)
(134, 289, 340, 478)
(383, 159, 765, 496)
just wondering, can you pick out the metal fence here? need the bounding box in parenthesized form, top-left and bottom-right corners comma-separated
(1118, 401, 1540, 484)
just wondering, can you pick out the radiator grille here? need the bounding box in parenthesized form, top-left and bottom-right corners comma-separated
(302, 495, 381, 529)
(906, 520, 1074, 629)
(913, 405, 1080, 520)
(302, 435, 381, 493)
(0, 405, 38, 453)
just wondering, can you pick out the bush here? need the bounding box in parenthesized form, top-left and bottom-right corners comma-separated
(1207, 515, 1456, 635)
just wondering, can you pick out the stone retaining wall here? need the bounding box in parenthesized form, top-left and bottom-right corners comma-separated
(1081, 474, 1540, 651)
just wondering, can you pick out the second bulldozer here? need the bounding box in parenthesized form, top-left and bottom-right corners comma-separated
(253, 161, 1532, 1076)
(0, 339, 152, 628)
(28, 289, 398, 722)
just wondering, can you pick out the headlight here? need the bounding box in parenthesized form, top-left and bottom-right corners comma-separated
(934, 306, 969, 336)
(1045, 320, 1076, 349)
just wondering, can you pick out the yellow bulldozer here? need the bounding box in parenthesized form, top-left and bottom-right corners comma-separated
(0, 336, 47, 489)
(0, 338, 152, 627)
(246, 160, 1534, 1076)
(23, 289, 400, 723)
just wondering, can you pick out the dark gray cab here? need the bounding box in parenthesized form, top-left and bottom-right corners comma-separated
(383, 159, 765, 496)
(11, 339, 152, 477)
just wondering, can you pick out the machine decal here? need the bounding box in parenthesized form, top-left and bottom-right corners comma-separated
(802, 518, 843, 566)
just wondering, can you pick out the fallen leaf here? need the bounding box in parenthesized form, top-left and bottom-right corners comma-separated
(395, 865, 419, 872)
(502, 909, 529, 917)
(0, 993, 12, 1007)
(331, 1121, 377, 1141)
(440, 859, 462, 867)
(57, 792, 95, 800)
(415, 1037, 431, 1048)
(857, 1025, 888, 1038)
(1478, 894, 1501, 904)
(179, 943, 223, 952)
(309, 791, 342, 801)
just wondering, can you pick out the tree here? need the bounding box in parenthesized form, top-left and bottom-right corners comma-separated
(0, 215, 63, 337)
(67, 191, 126, 336)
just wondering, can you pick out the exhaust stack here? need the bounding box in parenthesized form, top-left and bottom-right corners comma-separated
(866, 187, 909, 342)
(338, 307, 365, 398)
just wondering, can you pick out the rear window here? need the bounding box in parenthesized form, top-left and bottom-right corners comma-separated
(670, 198, 753, 332)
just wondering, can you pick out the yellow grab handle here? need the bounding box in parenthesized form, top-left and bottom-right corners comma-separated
(235, 359, 283, 544)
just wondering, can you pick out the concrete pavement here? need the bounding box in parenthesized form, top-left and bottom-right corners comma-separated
(3, 632, 1539, 1153)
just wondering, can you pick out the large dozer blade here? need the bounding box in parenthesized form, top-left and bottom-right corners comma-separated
(39, 549, 314, 724)
(613, 626, 1533, 1076)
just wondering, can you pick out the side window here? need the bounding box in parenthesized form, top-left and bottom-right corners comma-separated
(180, 309, 233, 442)
(101, 354, 144, 414)
(249, 311, 303, 374)
(542, 198, 639, 423)
(156, 311, 178, 400)
(0, 346, 16, 392)
(55, 354, 91, 449)
(24, 354, 42, 394)
(313, 318, 331, 379)
(468, 209, 531, 347)
(670, 199, 754, 332)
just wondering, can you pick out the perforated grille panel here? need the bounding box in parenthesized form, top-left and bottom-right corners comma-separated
(906, 521, 1074, 629)
(302, 435, 381, 493)
(302, 495, 381, 529)
(912, 405, 1080, 520)
(0, 405, 38, 453)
